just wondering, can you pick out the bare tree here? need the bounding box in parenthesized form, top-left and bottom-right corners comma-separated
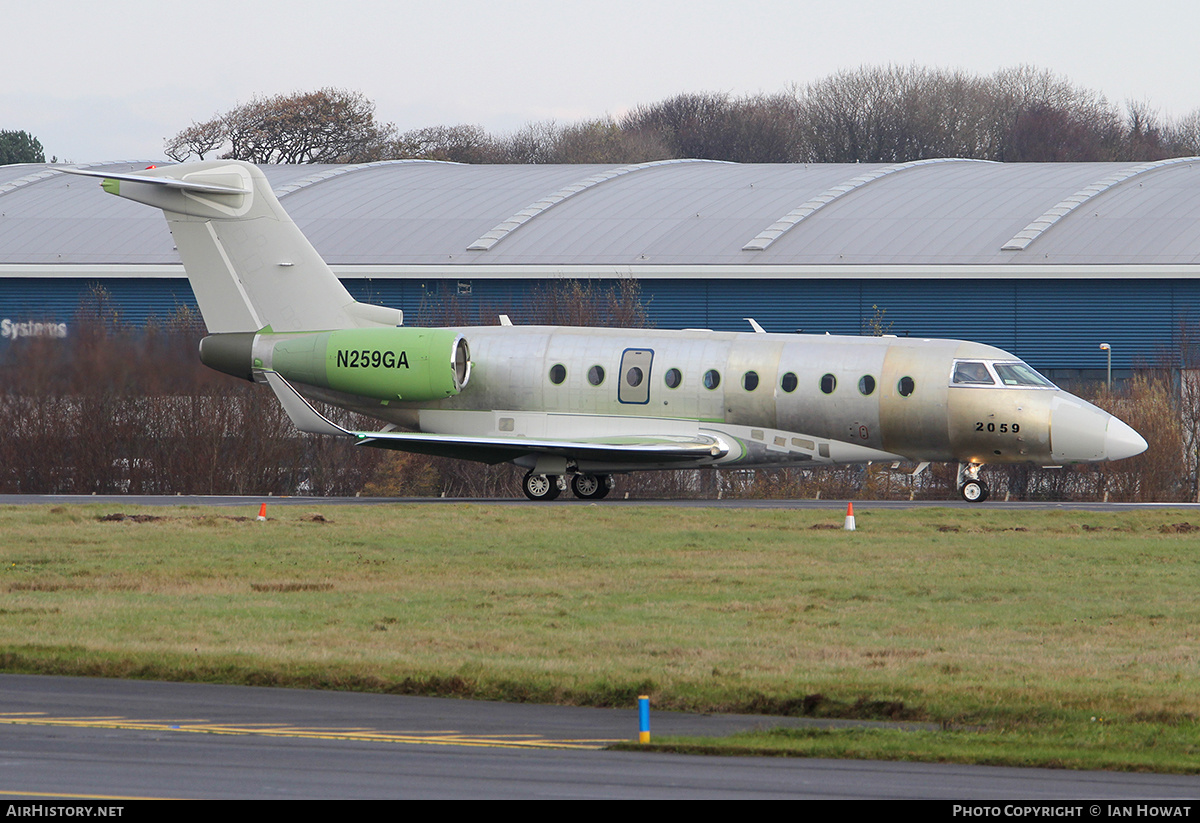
(620, 92, 737, 160)
(989, 66, 1122, 161)
(547, 117, 670, 163)
(1164, 108, 1200, 156)
(494, 120, 562, 164)
(391, 123, 501, 163)
(164, 88, 396, 164)
(163, 119, 225, 162)
(1122, 99, 1169, 161)
(795, 66, 923, 163)
(795, 65, 1001, 163)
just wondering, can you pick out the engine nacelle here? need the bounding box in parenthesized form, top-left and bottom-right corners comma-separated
(200, 327, 471, 402)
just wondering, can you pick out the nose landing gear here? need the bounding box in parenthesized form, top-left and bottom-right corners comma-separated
(957, 463, 990, 503)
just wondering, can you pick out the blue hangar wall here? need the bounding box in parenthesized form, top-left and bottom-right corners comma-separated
(2, 274, 1194, 375)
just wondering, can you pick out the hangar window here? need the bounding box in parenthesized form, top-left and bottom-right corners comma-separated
(898, 376, 915, 397)
(703, 369, 721, 390)
(780, 372, 798, 393)
(587, 365, 605, 386)
(664, 368, 682, 389)
(549, 364, 567, 385)
(820, 373, 837, 394)
(952, 360, 995, 385)
(858, 375, 876, 395)
(742, 371, 759, 391)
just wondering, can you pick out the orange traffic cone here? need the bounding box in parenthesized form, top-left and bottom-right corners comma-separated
(257, 503, 267, 522)
(843, 502, 856, 531)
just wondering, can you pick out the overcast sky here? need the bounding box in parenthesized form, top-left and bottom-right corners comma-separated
(6, 0, 1199, 163)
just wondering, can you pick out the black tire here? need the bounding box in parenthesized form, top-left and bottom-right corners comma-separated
(960, 479, 989, 503)
(523, 472, 561, 500)
(571, 473, 611, 499)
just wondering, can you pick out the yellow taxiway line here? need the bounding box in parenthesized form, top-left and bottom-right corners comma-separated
(0, 712, 620, 751)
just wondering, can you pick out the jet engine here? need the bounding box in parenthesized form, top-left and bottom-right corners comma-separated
(199, 327, 471, 402)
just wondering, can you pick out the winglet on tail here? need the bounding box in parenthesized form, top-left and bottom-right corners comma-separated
(60, 162, 402, 334)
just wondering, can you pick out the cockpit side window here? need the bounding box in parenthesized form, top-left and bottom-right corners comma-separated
(952, 360, 995, 385)
(993, 362, 1056, 388)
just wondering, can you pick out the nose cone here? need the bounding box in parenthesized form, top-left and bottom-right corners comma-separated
(1105, 416, 1148, 462)
(1050, 394, 1147, 463)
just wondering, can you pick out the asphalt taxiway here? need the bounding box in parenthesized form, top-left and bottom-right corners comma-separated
(0, 676, 1197, 799)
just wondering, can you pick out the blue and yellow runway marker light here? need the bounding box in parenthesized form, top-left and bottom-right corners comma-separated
(638, 695, 650, 743)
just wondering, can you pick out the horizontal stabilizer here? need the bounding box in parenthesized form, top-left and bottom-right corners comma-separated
(58, 166, 250, 194)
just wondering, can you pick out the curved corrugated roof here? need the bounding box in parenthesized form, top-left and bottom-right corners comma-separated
(3, 158, 1200, 269)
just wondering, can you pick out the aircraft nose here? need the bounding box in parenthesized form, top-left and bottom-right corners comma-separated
(1104, 416, 1148, 461)
(1049, 394, 1147, 463)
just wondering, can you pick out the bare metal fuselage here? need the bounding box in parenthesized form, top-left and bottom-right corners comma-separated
(301, 325, 1126, 474)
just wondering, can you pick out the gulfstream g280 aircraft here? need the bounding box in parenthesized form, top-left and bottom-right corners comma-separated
(61, 162, 1147, 502)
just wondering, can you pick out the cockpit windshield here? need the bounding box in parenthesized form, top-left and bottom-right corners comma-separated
(951, 359, 1056, 389)
(993, 362, 1056, 388)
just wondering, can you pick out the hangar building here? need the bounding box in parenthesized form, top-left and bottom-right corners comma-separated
(3, 156, 1200, 380)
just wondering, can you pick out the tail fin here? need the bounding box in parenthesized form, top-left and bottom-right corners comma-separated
(60, 162, 402, 333)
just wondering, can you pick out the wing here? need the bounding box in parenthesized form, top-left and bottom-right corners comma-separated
(262, 371, 728, 465)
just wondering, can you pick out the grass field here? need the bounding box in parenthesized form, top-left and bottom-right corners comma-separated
(2, 502, 1199, 772)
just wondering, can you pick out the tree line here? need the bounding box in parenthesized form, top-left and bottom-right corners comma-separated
(165, 66, 1200, 166)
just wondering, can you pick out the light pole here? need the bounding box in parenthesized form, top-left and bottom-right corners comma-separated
(1099, 342, 1111, 389)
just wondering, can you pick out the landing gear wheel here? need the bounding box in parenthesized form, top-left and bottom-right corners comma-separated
(960, 479, 990, 503)
(571, 473, 612, 500)
(522, 472, 561, 501)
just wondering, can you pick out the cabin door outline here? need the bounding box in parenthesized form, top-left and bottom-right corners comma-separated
(618, 348, 654, 405)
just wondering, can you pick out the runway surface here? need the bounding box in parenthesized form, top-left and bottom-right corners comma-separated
(0, 675, 1197, 799)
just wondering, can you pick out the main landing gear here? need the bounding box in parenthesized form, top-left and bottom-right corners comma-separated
(522, 471, 613, 501)
(957, 463, 990, 503)
(522, 472, 561, 500)
(570, 473, 611, 500)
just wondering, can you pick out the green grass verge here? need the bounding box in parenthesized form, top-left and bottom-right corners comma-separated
(2, 503, 1199, 771)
